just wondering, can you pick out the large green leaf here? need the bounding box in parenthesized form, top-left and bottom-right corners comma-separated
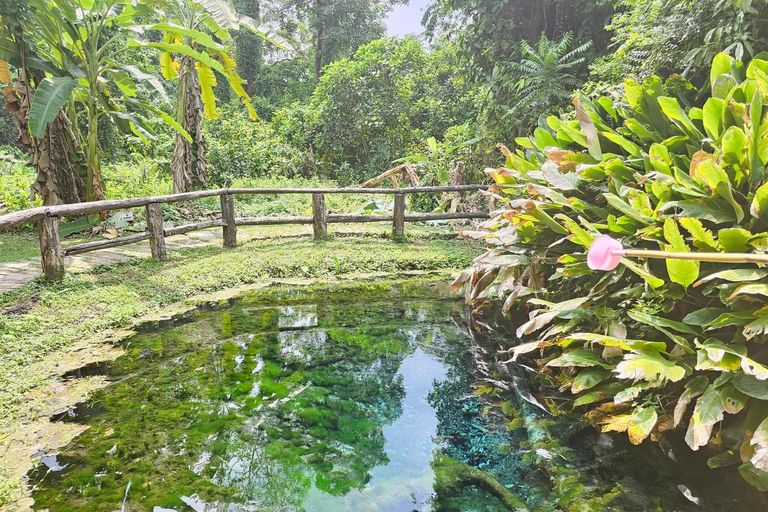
(703, 98, 724, 141)
(663, 218, 699, 288)
(238, 15, 293, 51)
(124, 98, 191, 143)
(679, 217, 721, 251)
(659, 198, 737, 224)
(614, 349, 686, 383)
(604, 193, 655, 224)
(620, 258, 664, 289)
(674, 375, 709, 426)
(146, 23, 223, 51)
(695, 161, 744, 223)
(28, 77, 77, 139)
(194, 0, 238, 29)
(657, 96, 705, 141)
(571, 368, 612, 394)
(127, 39, 227, 75)
(683, 308, 731, 326)
(547, 349, 612, 369)
(733, 373, 768, 400)
(627, 406, 657, 445)
(718, 228, 752, 252)
(711, 53, 733, 86)
(628, 310, 698, 335)
(748, 89, 764, 186)
(753, 182, 768, 219)
(685, 384, 725, 450)
(694, 268, 768, 287)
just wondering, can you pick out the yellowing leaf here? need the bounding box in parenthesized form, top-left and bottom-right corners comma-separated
(160, 52, 179, 80)
(627, 406, 658, 444)
(196, 61, 219, 120)
(601, 414, 631, 433)
(614, 350, 686, 383)
(685, 385, 724, 450)
(0, 60, 10, 83)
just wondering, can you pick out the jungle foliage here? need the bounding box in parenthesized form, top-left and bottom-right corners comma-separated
(454, 53, 768, 489)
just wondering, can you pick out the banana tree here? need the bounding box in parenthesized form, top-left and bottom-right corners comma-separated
(129, 0, 292, 193)
(0, 0, 86, 205)
(2, 0, 191, 202)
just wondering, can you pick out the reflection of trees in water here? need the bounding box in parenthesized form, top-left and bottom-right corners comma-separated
(29, 300, 464, 512)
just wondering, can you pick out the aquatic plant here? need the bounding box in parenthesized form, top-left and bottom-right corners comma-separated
(454, 52, 768, 489)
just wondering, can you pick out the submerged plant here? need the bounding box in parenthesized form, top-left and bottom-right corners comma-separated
(454, 52, 768, 489)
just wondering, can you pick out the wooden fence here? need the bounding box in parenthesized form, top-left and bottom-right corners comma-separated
(0, 185, 489, 282)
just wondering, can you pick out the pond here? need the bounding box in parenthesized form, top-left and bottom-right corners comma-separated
(27, 279, 767, 511)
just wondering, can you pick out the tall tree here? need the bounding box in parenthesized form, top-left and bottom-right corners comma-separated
(0, 0, 85, 205)
(274, 0, 404, 84)
(234, 0, 263, 96)
(0, 0, 185, 202)
(422, 0, 613, 137)
(131, 0, 292, 193)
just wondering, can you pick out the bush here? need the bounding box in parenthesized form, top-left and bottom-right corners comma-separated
(455, 53, 768, 489)
(101, 157, 172, 200)
(273, 38, 487, 185)
(0, 149, 39, 213)
(203, 104, 306, 186)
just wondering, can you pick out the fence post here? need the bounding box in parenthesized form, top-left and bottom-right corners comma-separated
(221, 193, 237, 248)
(392, 192, 406, 239)
(312, 193, 327, 238)
(38, 216, 64, 281)
(146, 203, 167, 260)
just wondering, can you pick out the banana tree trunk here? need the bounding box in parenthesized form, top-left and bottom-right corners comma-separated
(5, 68, 87, 205)
(171, 57, 207, 194)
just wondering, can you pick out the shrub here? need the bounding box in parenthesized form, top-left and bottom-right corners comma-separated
(0, 149, 39, 213)
(101, 157, 172, 200)
(455, 53, 768, 489)
(203, 104, 306, 186)
(273, 38, 487, 185)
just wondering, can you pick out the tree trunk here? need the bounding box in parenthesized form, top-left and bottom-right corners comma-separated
(85, 105, 106, 202)
(314, 0, 324, 85)
(314, 24, 323, 84)
(171, 58, 208, 194)
(3, 32, 87, 205)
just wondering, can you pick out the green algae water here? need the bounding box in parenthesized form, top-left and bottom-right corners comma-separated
(27, 280, 768, 511)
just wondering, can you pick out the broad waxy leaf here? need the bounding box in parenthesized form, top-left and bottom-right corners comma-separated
(679, 217, 720, 251)
(238, 15, 293, 51)
(614, 349, 686, 383)
(627, 406, 658, 445)
(695, 162, 744, 223)
(28, 77, 77, 139)
(751, 417, 768, 471)
(196, 61, 219, 120)
(614, 383, 648, 404)
(733, 372, 768, 400)
(604, 193, 655, 224)
(547, 349, 612, 369)
(694, 269, 768, 287)
(686, 385, 725, 450)
(674, 375, 709, 427)
(663, 218, 699, 288)
(572, 368, 612, 394)
(194, 0, 239, 29)
(628, 310, 698, 335)
(658, 198, 737, 224)
(753, 182, 768, 219)
(619, 258, 664, 289)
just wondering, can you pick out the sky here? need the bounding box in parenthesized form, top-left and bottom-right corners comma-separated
(385, 0, 430, 37)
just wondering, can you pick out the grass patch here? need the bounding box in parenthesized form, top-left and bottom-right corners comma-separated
(0, 232, 39, 263)
(0, 233, 480, 424)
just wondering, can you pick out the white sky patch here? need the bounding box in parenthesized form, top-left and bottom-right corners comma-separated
(385, 0, 429, 37)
